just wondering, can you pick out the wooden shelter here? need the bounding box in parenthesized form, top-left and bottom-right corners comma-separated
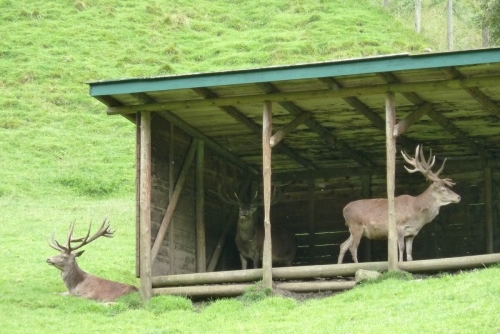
(88, 48, 500, 299)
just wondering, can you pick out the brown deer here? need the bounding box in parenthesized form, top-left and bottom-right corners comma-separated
(338, 145, 461, 264)
(216, 185, 297, 269)
(46, 218, 137, 302)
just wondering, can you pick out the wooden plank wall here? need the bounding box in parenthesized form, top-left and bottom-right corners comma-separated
(148, 115, 247, 275)
(270, 174, 498, 266)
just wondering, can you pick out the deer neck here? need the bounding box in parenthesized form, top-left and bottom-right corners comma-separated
(237, 217, 258, 241)
(415, 185, 441, 220)
(61, 262, 87, 291)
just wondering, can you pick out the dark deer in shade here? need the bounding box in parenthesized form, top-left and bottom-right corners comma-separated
(216, 185, 297, 269)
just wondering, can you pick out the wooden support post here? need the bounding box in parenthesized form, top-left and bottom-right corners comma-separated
(139, 111, 152, 300)
(196, 140, 206, 272)
(151, 138, 199, 264)
(168, 123, 175, 274)
(262, 101, 273, 289)
(135, 113, 141, 278)
(386, 92, 398, 271)
(484, 166, 494, 253)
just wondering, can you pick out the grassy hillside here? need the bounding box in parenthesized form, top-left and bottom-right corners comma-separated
(1, 1, 498, 333)
(0, 0, 431, 199)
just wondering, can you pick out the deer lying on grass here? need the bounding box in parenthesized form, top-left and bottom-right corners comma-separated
(47, 218, 137, 302)
(338, 145, 461, 264)
(217, 186, 297, 269)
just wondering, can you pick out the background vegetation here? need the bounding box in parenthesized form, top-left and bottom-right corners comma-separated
(0, 0, 498, 333)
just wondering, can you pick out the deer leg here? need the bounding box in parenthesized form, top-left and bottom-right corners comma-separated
(405, 237, 415, 261)
(338, 235, 353, 264)
(349, 234, 362, 263)
(253, 254, 260, 269)
(240, 254, 248, 270)
(397, 233, 405, 262)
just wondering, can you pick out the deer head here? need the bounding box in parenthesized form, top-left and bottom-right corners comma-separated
(401, 145, 455, 187)
(47, 218, 114, 271)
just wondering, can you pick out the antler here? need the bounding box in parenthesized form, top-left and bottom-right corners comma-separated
(48, 218, 114, 253)
(213, 183, 245, 206)
(401, 145, 455, 187)
(213, 183, 284, 207)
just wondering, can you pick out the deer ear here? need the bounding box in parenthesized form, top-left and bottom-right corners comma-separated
(75, 250, 85, 257)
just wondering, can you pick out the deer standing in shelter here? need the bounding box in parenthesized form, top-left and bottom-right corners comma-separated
(47, 218, 137, 302)
(337, 145, 461, 264)
(216, 185, 297, 269)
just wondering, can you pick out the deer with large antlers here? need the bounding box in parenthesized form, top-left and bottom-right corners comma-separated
(337, 145, 461, 264)
(216, 185, 297, 269)
(46, 218, 137, 302)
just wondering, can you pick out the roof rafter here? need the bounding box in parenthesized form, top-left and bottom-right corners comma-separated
(192, 88, 317, 170)
(443, 67, 500, 120)
(319, 77, 418, 149)
(129, 92, 259, 175)
(106, 75, 500, 116)
(255, 82, 375, 167)
(377, 72, 493, 160)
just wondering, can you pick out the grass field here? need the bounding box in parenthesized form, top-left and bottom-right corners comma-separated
(1, 0, 498, 333)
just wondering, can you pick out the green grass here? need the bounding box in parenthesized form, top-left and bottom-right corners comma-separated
(0, 0, 498, 333)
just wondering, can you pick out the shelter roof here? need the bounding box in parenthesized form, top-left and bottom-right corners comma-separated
(88, 48, 500, 180)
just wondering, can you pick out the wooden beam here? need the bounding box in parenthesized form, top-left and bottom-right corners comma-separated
(219, 106, 315, 170)
(398, 253, 500, 272)
(464, 86, 500, 119)
(321, 77, 418, 150)
(385, 92, 398, 271)
(151, 138, 199, 264)
(275, 253, 500, 278)
(256, 82, 374, 167)
(272, 158, 500, 182)
(152, 253, 500, 290)
(193, 87, 316, 170)
(168, 123, 175, 274)
(484, 166, 494, 253)
(196, 140, 206, 272)
(274, 262, 389, 279)
(153, 268, 263, 287)
(442, 65, 500, 118)
(135, 113, 141, 278)
(427, 109, 493, 159)
(106, 75, 500, 115)
(378, 72, 494, 160)
(262, 101, 273, 289)
(139, 111, 152, 300)
(153, 284, 252, 298)
(270, 112, 310, 147)
(157, 110, 258, 175)
(393, 102, 432, 137)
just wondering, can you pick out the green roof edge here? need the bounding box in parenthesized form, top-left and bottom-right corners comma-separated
(88, 48, 500, 97)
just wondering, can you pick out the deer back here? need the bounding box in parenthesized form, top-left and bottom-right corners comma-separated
(75, 274, 138, 302)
